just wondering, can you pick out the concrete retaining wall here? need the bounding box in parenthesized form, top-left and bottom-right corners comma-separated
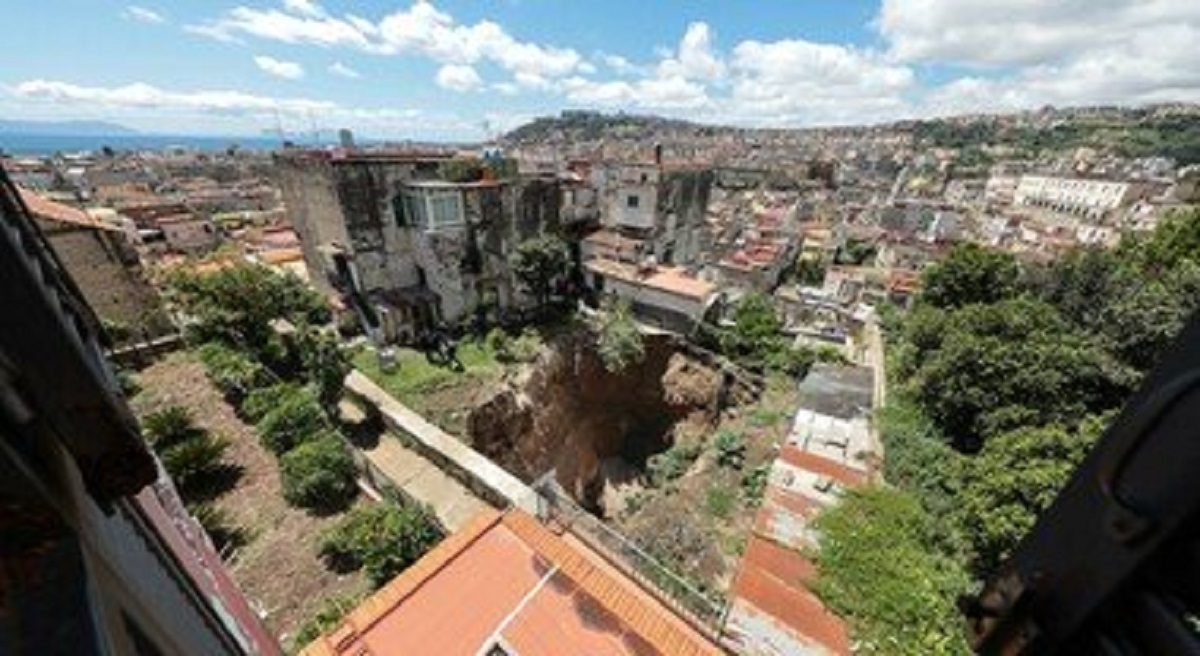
(343, 370, 539, 515)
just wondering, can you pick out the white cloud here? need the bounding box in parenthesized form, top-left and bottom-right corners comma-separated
(9, 79, 475, 139)
(876, 0, 1200, 116)
(254, 56, 306, 80)
(282, 0, 326, 19)
(435, 64, 482, 92)
(328, 62, 361, 79)
(14, 79, 335, 114)
(123, 5, 165, 24)
(730, 39, 913, 124)
(191, 0, 585, 85)
(878, 0, 1198, 67)
(657, 22, 725, 81)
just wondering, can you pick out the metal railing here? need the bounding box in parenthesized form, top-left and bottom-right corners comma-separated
(530, 477, 729, 640)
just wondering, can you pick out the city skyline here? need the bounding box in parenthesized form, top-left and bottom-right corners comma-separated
(2, 0, 1198, 140)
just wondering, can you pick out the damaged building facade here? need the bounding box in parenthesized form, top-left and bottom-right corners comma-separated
(580, 162, 718, 332)
(276, 150, 561, 343)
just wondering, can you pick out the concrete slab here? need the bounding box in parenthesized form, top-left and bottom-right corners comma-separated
(360, 433, 490, 533)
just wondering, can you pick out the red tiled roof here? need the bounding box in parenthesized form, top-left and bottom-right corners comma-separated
(19, 188, 117, 231)
(301, 509, 723, 656)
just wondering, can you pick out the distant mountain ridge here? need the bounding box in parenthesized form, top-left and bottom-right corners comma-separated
(0, 119, 139, 136)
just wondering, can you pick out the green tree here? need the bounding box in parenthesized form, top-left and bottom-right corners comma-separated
(954, 415, 1108, 576)
(294, 327, 351, 408)
(509, 235, 569, 307)
(921, 243, 1020, 309)
(909, 297, 1131, 450)
(167, 264, 329, 361)
(590, 297, 645, 373)
(319, 503, 445, 587)
(279, 433, 358, 511)
(719, 292, 784, 368)
(813, 487, 970, 656)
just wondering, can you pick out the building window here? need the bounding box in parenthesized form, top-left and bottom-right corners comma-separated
(426, 191, 463, 229)
(626, 194, 640, 209)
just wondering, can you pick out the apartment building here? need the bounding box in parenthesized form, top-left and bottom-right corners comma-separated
(1014, 175, 1144, 219)
(276, 149, 561, 343)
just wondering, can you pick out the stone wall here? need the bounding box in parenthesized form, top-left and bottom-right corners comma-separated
(39, 221, 172, 342)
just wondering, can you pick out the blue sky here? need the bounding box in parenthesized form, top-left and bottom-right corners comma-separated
(1, 0, 1197, 140)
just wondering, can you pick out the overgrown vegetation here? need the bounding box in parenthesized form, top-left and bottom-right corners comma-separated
(714, 292, 817, 377)
(509, 234, 570, 307)
(588, 297, 645, 373)
(915, 114, 1200, 165)
(813, 487, 971, 655)
(319, 502, 445, 587)
(817, 208, 1200, 649)
(293, 592, 368, 649)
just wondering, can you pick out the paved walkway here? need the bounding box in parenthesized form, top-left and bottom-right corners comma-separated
(339, 399, 490, 533)
(360, 434, 491, 532)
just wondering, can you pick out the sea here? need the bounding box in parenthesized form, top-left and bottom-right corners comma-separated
(0, 132, 298, 156)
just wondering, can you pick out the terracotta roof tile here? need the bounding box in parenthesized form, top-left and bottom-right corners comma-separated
(301, 509, 724, 656)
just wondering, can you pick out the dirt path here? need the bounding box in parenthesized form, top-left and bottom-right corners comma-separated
(132, 352, 369, 651)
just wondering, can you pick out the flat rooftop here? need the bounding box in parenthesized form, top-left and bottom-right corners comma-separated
(584, 258, 716, 302)
(795, 364, 874, 421)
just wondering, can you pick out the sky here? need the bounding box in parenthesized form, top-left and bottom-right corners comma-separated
(1, 0, 1198, 141)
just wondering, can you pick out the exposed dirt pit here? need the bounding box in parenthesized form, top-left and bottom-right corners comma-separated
(467, 334, 726, 516)
(468, 335, 724, 515)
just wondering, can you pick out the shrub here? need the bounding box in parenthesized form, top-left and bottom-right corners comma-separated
(189, 502, 246, 551)
(160, 432, 230, 492)
(714, 430, 747, 470)
(196, 342, 268, 402)
(485, 327, 512, 362)
(255, 388, 327, 455)
(646, 442, 703, 487)
(294, 327, 351, 408)
(590, 297, 645, 373)
(279, 434, 358, 511)
(242, 382, 306, 424)
(143, 406, 202, 449)
(705, 486, 737, 519)
(741, 464, 770, 506)
(510, 327, 543, 362)
(764, 345, 816, 378)
(320, 502, 445, 587)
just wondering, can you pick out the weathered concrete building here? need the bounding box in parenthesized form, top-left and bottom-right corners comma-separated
(591, 162, 714, 267)
(276, 150, 561, 342)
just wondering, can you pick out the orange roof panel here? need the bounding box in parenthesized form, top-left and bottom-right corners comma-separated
(301, 509, 724, 656)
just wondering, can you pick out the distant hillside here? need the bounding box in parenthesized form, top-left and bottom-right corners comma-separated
(0, 119, 139, 136)
(504, 111, 709, 144)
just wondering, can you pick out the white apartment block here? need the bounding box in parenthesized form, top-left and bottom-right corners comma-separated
(1014, 175, 1142, 219)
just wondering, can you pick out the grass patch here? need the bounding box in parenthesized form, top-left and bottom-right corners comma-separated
(704, 486, 737, 519)
(353, 341, 501, 398)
